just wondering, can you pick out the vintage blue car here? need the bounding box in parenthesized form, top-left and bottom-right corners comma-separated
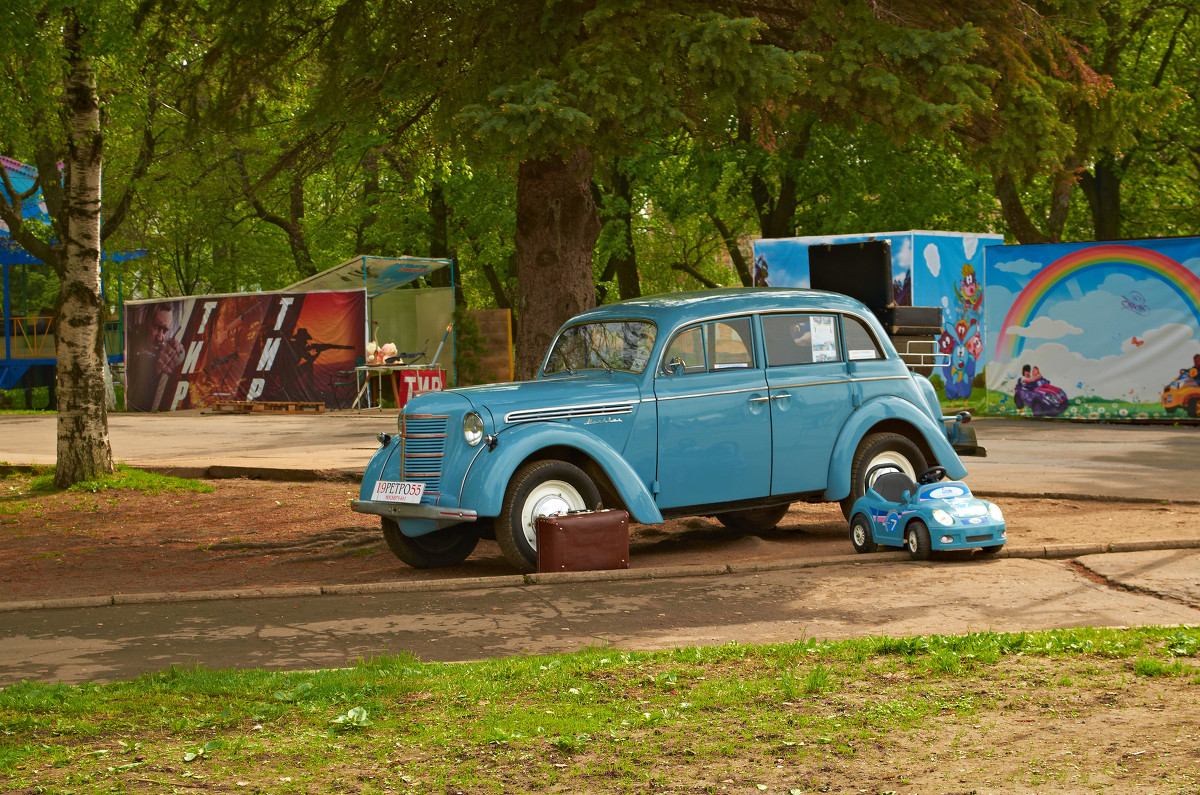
(352, 288, 974, 571)
(847, 463, 1006, 559)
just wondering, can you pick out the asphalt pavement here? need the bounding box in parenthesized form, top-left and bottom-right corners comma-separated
(1, 411, 1199, 685)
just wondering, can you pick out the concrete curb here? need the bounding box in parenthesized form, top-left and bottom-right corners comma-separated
(3, 538, 1199, 615)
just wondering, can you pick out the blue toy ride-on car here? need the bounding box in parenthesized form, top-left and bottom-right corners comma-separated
(847, 463, 1006, 560)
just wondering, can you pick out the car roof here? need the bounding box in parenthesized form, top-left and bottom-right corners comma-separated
(566, 288, 873, 327)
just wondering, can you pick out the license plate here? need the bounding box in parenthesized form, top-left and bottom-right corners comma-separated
(371, 480, 426, 504)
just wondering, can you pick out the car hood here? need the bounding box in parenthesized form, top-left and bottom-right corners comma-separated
(433, 373, 645, 428)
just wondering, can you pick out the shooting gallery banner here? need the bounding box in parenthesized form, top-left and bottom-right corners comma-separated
(124, 289, 366, 411)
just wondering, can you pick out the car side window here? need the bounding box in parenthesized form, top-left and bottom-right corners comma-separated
(662, 317, 755, 375)
(663, 326, 707, 375)
(763, 313, 842, 366)
(710, 317, 754, 370)
(843, 315, 884, 361)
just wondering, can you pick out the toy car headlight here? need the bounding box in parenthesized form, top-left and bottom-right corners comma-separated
(932, 509, 955, 527)
(988, 503, 1004, 522)
(463, 412, 485, 447)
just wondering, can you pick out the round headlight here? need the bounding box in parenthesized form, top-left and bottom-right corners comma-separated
(463, 412, 485, 447)
(988, 503, 1004, 522)
(932, 509, 955, 527)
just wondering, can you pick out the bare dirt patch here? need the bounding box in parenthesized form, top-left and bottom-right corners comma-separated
(2, 476, 1199, 601)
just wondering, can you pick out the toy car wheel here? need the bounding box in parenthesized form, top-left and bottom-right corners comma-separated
(1188, 398, 1200, 419)
(381, 518, 480, 569)
(497, 459, 601, 572)
(715, 503, 791, 533)
(841, 432, 927, 518)
(977, 543, 1004, 556)
(905, 519, 932, 561)
(849, 514, 877, 554)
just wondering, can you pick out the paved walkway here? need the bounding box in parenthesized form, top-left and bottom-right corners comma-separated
(1, 412, 1198, 685)
(4, 412, 1200, 501)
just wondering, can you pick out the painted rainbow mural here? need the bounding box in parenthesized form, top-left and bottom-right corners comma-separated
(993, 244, 1200, 362)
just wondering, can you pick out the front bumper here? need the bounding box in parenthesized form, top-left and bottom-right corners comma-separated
(350, 499, 478, 523)
(929, 522, 1006, 550)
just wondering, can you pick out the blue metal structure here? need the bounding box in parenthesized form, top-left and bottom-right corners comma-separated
(1, 156, 144, 393)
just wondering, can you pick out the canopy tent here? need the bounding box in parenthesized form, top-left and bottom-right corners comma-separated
(287, 256, 457, 380)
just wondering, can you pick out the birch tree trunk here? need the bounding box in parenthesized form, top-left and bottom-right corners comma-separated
(52, 12, 114, 487)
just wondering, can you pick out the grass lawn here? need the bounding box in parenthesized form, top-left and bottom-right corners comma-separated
(1, 626, 1198, 793)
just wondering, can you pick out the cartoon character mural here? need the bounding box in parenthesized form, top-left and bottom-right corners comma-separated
(1160, 352, 1200, 417)
(985, 238, 1200, 421)
(1013, 364, 1068, 416)
(939, 264, 984, 401)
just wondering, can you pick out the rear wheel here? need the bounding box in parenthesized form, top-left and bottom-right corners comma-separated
(1188, 398, 1200, 419)
(496, 459, 601, 572)
(905, 519, 932, 561)
(715, 503, 791, 533)
(849, 514, 877, 554)
(381, 518, 480, 569)
(841, 432, 927, 518)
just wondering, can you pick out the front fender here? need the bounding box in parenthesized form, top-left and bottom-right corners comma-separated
(823, 396, 968, 502)
(358, 437, 399, 500)
(458, 422, 663, 524)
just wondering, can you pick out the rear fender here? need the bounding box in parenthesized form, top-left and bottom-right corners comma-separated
(458, 422, 663, 524)
(824, 397, 968, 502)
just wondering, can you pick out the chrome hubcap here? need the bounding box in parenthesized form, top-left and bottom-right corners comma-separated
(520, 480, 586, 548)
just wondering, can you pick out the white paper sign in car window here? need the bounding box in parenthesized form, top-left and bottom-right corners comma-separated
(811, 316, 839, 362)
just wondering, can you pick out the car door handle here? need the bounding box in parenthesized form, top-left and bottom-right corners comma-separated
(771, 392, 791, 401)
(749, 396, 771, 403)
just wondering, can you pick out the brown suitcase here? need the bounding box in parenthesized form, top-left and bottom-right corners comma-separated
(535, 509, 630, 573)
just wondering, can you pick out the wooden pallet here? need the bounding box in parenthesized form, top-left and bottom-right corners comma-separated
(210, 400, 325, 414)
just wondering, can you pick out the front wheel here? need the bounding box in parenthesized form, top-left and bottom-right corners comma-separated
(1188, 398, 1200, 419)
(715, 503, 791, 533)
(849, 514, 877, 554)
(841, 432, 927, 519)
(496, 459, 601, 572)
(977, 543, 1004, 556)
(381, 518, 480, 569)
(905, 519, 932, 561)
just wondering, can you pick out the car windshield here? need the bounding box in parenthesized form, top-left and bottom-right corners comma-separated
(542, 321, 657, 376)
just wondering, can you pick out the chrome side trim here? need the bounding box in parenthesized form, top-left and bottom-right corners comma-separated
(767, 378, 852, 389)
(655, 386, 765, 401)
(504, 401, 636, 424)
(850, 375, 910, 383)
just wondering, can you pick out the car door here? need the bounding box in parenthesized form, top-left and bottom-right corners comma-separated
(760, 312, 854, 495)
(652, 316, 772, 509)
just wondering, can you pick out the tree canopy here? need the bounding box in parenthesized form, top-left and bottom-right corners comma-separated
(2, 0, 1198, 482)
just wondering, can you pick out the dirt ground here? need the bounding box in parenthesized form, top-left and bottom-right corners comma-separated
(3, 475, 1199, 601)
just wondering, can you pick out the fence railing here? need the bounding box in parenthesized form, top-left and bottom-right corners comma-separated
(3, 317, 123, 359)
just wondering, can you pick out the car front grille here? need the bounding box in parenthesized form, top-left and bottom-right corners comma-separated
(400, 413, 449, 503)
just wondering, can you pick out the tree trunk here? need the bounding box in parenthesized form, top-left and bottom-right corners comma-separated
(512, 148, 601, 380)
(711, 214, 753, 286)
(53, 13, 114, 487)
(1079, 157, 1122, 241)
(608, 164, 641, 300)
(993, 169, 1051, 245)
